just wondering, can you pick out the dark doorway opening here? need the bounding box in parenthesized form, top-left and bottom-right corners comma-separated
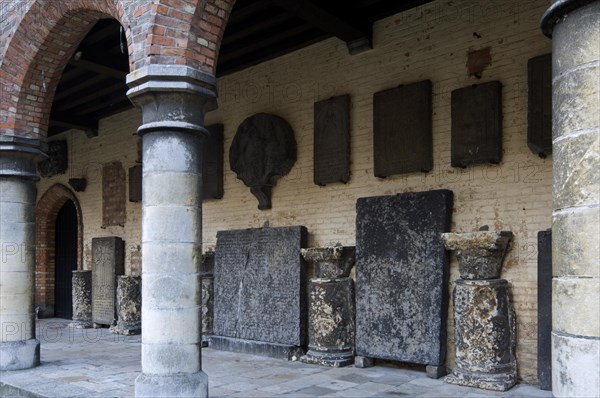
(54, 200, 78, 319)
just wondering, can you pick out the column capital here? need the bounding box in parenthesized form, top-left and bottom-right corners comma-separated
(0, 135, 47, 180)
(126, 65, 218, 136)
(541, 0, 598, 37)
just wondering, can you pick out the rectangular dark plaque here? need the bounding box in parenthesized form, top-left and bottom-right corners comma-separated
(202, 124, 224, 200)
(314, 95, 350, 185)
(373, 80, 432, 177)
(102, 162, 126, 227)
(128, 165, 142, 202)
(214, 226, 308, 347)
(355, 190, 453, 366)
(92, 237, 124, 325)
(451, 81, 502, 167)
(538, 229, 552, 391)
(528, 54, 552, 157)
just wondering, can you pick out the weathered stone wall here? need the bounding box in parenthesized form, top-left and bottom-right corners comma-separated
(35, 0, 552, 383)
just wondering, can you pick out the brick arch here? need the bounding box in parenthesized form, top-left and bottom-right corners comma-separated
(142, 0, 236, 75)
(0, 0, 133, 139)
(35, 184, 84, 318)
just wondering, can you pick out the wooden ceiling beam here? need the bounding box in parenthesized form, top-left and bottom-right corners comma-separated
(49, 116, 98, 138)
(276, 0, 372, 54)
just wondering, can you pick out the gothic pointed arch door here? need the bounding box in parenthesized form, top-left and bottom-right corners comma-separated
(54, 200, 78, 319)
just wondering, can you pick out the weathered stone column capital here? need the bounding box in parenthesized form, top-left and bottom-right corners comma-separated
(126, 65, 217, 136)
(541, 0, 598, 37)
(0, 135, 47, 180)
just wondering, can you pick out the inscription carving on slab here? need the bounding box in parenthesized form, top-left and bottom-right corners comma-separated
(451, 81, 502, 167)
(373, 80, 433, 177)
(528, 54, 552, 158)
(355, 190, 453, 366)
(92, 237, 124, 326)
(38, 141, 68, 177)
(128, 165, 142, 203)
(203, 124, 224, 200)
(214, 226, 308, 346)
(229, 113, 297, 210)
(314, 95, 350, 185)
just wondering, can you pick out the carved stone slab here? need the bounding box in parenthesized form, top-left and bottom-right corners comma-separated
(213, 226, 308, 348)
(92, 237, 124, 326)
(102, 162, 126, 227)
(128, 165, 142, 202)
(528, 54, 552, 158)
(203, 124, 224, 200)
(355, 190, 453, 366)
(38, 140, 68, 178)
(229, 113, 297, 209)
(537, 229, 552, 390)
(451, 81, 502, 167)
(314, 95, 350, 185)
(373, 80, 432, 177)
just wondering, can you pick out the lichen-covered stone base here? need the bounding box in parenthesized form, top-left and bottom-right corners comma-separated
(69, 270, 92, 329)
(448, 279, 516, 391)
(300, 269, 355, 367)
(446, 368, 516, 391)
(109, 275, 141, 335)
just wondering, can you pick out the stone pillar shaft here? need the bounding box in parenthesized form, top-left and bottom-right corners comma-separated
(0, 136, 45, 370)
(127, 65, 216, 398)
(542, 2, 600, 396)
(300, 246, 355, 367)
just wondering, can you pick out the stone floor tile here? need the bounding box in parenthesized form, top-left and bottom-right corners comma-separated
(316, 379, 360, 391)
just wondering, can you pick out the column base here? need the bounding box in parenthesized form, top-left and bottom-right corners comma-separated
(135, 372, 208, 398)
(109, 323, 141, 335)
(210, 336, 304, 360)
(446, 367, 516, 391)
(68, 321, 93, 329)
(0, 339, 40, 370)
(300, 349, 354, 367)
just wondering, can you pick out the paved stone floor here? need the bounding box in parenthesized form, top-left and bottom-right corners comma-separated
(0, 319, 552, 398)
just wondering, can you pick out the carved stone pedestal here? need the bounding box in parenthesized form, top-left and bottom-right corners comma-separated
(300, 246, 355, 367)
(110, 276, 141, 335)
(69, 271, 92, 329)
(442, 231, 516, 391)
(201, 252, 214, 347)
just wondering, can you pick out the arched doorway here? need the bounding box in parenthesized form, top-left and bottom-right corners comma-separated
(36, 184, 83, 318)
(54, 200, 78, 319)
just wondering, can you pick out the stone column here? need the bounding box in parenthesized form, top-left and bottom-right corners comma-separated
(442, 231, 516, 392)
(542, 2, 600, 397)
(69, 270, 92, 329)
(0, 136, 45, 370)
(110, 275, 141, 335)
(200, 252, 214, 347)
(300, 246, 355, 367)
(127, 65, 216, 398)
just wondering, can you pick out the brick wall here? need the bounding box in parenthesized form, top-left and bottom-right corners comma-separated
(35, 0, 552, 383)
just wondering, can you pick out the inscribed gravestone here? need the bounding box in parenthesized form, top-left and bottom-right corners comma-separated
(92, 237, 124, 325)
(373, 80, 432, 177)
(213, 226, 308, 350)
(451, 81, 502, 167)
(528, 54, 552, 157)
(538, 229, 552, 390)
(355, 190, 453, 366)
(314, 95, 350, 185)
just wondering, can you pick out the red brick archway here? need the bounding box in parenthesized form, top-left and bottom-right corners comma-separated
(35, 184, 83, 318)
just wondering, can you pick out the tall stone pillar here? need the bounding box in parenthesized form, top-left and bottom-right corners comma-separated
(541, 2, 600, 397)
(127, 65, 216, 398)
(0, 136, 46, 370)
